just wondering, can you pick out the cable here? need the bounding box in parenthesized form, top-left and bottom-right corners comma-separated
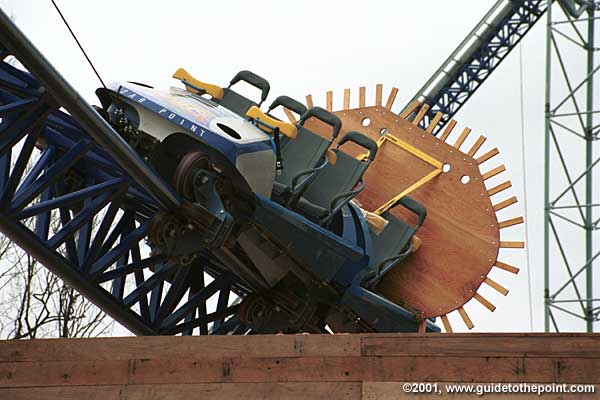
(518, 42, 534, 332)
(50, 0, 106, 88)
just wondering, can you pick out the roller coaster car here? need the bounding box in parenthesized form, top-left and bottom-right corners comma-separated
(93, 67, 435, 333)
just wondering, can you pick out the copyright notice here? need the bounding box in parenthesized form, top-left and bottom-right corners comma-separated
(402, 382, 596, 396)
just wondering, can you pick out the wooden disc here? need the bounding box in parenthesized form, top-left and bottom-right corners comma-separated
(304, 106, 500, 318)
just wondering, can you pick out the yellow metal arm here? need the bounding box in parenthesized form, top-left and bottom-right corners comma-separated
(245, 106, 297, 139)
(172, 67, 224, 100)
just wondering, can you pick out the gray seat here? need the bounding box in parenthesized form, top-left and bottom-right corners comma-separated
(271, 106, 342, 200)
(291, 131, 378, 226)
(218, 70, 270, 116)
(363, 196, 426, 287)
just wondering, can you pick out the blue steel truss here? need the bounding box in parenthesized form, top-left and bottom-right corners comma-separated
(0, 10, 247, 336)
(407, 0, 547, 133)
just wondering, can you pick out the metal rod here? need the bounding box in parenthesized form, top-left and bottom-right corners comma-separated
(544, 1, 553, 332)
(0, 9, 180, 211)
(584, 4, 595, 332)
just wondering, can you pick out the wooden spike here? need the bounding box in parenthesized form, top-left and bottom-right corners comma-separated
(438, 119, 457, 141)
(474, 293, 496, 312)
(488, 180, 512, 196)
(499, 216, 524, 229)
(326, 91, 333, 112)
(359, 86, 366, 108)
(440, 314, 453, 333)
(495, 261, 520, 275)
(283, 108, 297, 123)
(453, 127, 471, 149)
(500, 241, 525, 249)
(418, 320, 426, 334)
(399, 100, 420, 119)
(484, 277, 509, 296)
(476, 148, 500, 164)
(493, 196, 518, 212)
(413, 104, 429, 126)
(306, 94, 314, 109)
(426, 112, 443, 134)
(385, 87, 399, 110)
(343, 89, 351, 110)
(467, 135, 487, 157)
(457, 306, 474, 330)
(375, 84, 383, 106)
(482, 165, 506, 180)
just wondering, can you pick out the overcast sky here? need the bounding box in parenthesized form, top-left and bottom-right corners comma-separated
(2, 0, 597, 333)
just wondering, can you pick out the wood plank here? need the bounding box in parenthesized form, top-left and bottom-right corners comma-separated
(438, 119, 457, 141)
(453, 127, 471, 149)
(474, 293, 496, 312)
(359, 86, 366, 108)
(425, 112, 443, 134)
(493, 196, 518, 211)
(305, 94, 314, 109)
(0, 383, 361, 400)
(476, 148, 500, 165)
(0, 335, 361, 362)
(488, 180, 512, 196)
(399, 100, 420, 119)
(361, 334, 600, 358)
(495, 261, 520, 274)
(457, 307, 474, 330)
(384, 87, 398, 110)
(467, 135, 487, 157)
(326, 91, 333, 111)
(0, 360, 128, 387)
(412, 104, 429, 126)
(284, 107, 297, 123)
(375, 84, 383, 106)
(440, 315, 453, 333)
(499, 216, 524, 229)
(343, 89, 351, 110)
(125, 382, 361, 400)
(0, 386, 124, 400)
(500, 241, 525, 248)
(485, 277, 509, 295)
(482, 165, 506, 180)
(4, 355, 600, 386)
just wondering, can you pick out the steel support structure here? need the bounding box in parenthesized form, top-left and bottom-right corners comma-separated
(544, 0, 600, 332)
(0, 9, 246, 336)
(404, 0, 547, 133)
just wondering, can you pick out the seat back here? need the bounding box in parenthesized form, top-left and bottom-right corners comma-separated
(300, 131, 378, 211)
(218, 70, 270, 116)
(274, 106, 342, 189)
(370, 217, 415, 268)
(367, 196, 426, 284)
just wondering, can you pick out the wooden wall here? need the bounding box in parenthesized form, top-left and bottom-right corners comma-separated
(0, 333, 599, 399)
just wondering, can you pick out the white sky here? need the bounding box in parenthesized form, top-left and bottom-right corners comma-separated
(2, 0, 598, 333)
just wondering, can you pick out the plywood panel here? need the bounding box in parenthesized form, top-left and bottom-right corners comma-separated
(304, 106, 501, 318)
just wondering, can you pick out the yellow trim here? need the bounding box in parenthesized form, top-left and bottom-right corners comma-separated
(381, 134, 443, 169)
(245, 106, 297, 139)
(375, 169, 442, 215)
(172, 68, 224, 100)
(365, 133, 444, 215)
(326, 149, 337, 165)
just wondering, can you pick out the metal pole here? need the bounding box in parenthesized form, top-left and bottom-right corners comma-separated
(585, 4, 595, 332)
(544, 0, 553, 332)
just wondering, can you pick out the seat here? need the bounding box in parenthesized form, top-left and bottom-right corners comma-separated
(271, 105, 342, 200)
(172, 68, 270, 117)
(363, 196, 426, 288)
(290, 131, 378, 226)
(219, 70, 270, 116)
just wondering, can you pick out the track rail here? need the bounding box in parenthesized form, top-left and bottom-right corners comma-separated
(404, 0, 547, 133)
(0, 9, 243, 336)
